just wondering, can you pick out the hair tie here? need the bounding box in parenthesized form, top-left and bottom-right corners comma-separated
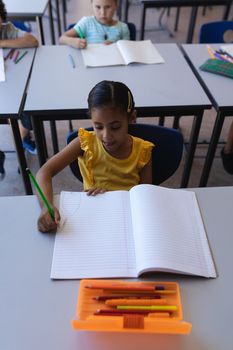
(127, 91, 132, 113)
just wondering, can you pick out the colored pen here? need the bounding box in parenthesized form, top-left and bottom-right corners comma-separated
(105, 298, 167, 306)
(93, 294, 161, 301)
(77, 25, 84, 39)
(207, 45, 215, 59)
(68, 53, 76, 68)
(13, 50, 20, 63)
(85, 284, 167, 292)
(15, 50, 28, 64)
(117, 305, 178, 311)
(4, 48, 14, 61)
(95, 309, 160, 315)
(26, 168, 55, 220)
(218, 49, 233, 59)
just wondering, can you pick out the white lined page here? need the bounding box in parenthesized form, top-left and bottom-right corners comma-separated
(51, 191, 136, 279)
(0, 49, 5, 82)
(129, 185, 216, 278)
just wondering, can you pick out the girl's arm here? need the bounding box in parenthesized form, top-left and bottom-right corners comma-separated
(36, 137, 83, 232)
(0, 33, 38, 48)
(59, 28, 87, 49)
(139, 159, 152, 184)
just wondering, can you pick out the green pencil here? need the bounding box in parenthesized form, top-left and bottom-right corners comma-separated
(77, 25, 84, 39)
(26, 168, 55, 220)
(15, 50, 28, 64)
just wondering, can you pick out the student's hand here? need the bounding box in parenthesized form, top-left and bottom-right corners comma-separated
(37, 206, 60, 233)
(104, 40, 113, 45)
(86, 188, 106, 196)
(77, 38, 87, 49)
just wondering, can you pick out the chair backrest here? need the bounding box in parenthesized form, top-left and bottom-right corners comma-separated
(199, 20, 233, 43)
(67, 22, 136, 41)
(12, 20, 31, 33)
(66, 123, 184, 185)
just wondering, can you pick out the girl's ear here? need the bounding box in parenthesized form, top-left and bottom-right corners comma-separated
(129, 109, 137, 124)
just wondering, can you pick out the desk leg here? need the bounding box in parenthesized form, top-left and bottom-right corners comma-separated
(62, 0, 67, 30)
(140, 4, 146, 40)
(223, 3, 231, 20)
(48, 0, 56, 44)
(186, 6, 198, 43)
(55, 0, 62, 36)
(10, 119, 32, 195)
(174, 8, 180, 32)
(50, 121, 59, 154)
(37, 16, 45, 45)
(124, 0, 129, 22)
(32, 117, 47, 167)
(199, 111, 225, 187)
(181, 112, 203, 188)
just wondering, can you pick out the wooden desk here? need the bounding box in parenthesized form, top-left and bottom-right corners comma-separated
(24, 44, 211, 187)
(182, 44, 233, 186)
(0, 48, 36, 194)
(138, 0, 232, 42)
(1, 186, 233, 349)
(5, 0, 57, 44)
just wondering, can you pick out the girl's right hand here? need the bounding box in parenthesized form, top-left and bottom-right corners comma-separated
(37, 206, 60, 233)
(77, 38, 87, 49)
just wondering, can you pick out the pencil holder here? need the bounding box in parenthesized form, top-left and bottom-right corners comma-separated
(71, 279, 192, 334)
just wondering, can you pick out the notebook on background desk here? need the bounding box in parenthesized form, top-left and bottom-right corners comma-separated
(51, 185, 217, 279)
(81, 40, 165, 67)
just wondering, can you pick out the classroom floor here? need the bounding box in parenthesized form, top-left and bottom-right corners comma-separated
(0, 0, 233, 196)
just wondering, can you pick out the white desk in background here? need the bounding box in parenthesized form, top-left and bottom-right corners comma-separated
(0, 186, 233, 349)
(0, 48, 36, 194)
(24, 44, 211, 187)
(4, 0, 60, 44)
(182, 44, 233, 186)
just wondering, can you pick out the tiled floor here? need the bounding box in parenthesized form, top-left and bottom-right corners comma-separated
(0, 0, 233, 196)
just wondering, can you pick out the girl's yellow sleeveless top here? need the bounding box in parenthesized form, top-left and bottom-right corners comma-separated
(78, 128, 154, 191)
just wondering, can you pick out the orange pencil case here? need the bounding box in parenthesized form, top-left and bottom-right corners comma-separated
(71, 279, 192, 334)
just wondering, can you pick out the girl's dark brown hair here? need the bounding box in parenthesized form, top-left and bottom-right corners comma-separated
(88, 80, 135, 116)
(0, 1, 7, 22)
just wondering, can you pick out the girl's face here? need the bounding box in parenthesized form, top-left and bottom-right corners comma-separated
(92, 0, 117, 26)
(91, 106, 131, 158)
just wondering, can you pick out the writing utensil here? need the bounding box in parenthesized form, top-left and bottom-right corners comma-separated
(85, 284, 167, 292)
(95, 309, 155, 315)
(215, 50, 233, 63)
(9, 48, 16, 59)
(207, 45, 215, 59)
(68, 53, 76, 68)
(105, 298, 167, 306)
(93, 294, 161, 301)
(26, 168, 55, 220)
(117, 305, 178, 311)
(13, 50, 20, 63)
(77, 25, 84, 39)
(4, 48, 14, 61)
(15, 50, 28, 64)
(218, 49, 233, 60)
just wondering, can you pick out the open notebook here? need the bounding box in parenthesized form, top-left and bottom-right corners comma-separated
(81, 40, 164, 67)
(0, 49, 6, 82)
(51, 185, 216, 279)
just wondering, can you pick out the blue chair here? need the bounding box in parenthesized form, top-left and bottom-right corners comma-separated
(199, 20, 233, 43)
(66, 123, 184, 185)
(67, 22, 136, 41)
(12, 20, 31, 33)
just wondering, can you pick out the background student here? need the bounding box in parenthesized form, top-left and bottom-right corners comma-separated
(36, 80, 154, 233)
(59, 0, 129, 49)
(221, 121, 233, 174)
(0, 0, 39, 154)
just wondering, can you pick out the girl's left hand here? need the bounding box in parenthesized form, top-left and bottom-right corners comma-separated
(86, 188, 106, 196)
(104, 40, 113, 45)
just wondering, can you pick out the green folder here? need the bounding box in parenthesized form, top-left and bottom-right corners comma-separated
(199, 59, 233, 79)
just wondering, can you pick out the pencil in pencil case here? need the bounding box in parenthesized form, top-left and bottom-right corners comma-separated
(71, 279, 192, 334)
(199, 58, 233, 79)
